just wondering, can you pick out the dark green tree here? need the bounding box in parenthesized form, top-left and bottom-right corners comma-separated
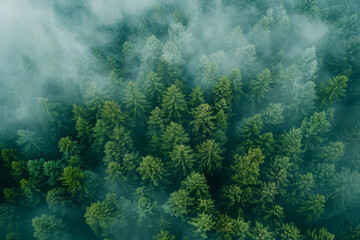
(196, 139, 223, 175)
(318, 75, 349, 105)
(161, 85, 187, 123)
(31, 215, 69, 240)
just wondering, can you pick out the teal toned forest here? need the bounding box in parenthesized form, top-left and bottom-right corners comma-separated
(1, 0, 360, 239)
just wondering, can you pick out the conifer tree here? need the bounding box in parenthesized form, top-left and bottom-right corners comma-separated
(169, 145, 195, 176)
(123, 81, 150, 124)
(145, 71, 165, 104)
(84, 193, 124, 238)
(297, 194, 325, 222)
(190, 103, 215, 139)
(231, 148, 265, 186)
(137, 155, 166, 187)
(161, 122, 189, 152)
(196, 139, 223, 175)
(249, 69, 273, 103)
(318, 75, 349, 105)
(189, 86, 206, 109)
(161, 85, 187, 123)
(227, 68, 243, 104)
(32, 215, 69, 240)
(60, 166, 84, 197)
(212, 76, 232, 110)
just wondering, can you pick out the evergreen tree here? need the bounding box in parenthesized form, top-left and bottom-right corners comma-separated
(161, 85, 187, 123)
(145, 71, 165, 104)
(249, 69, 273, 103)
(32, 215, 69, 240)
(190, 103, 215, 139)
(189, 86, 206, 109)
(227, 68, 243, 105)
(298, 194, 325, 222)
(169, 145, 195, 176)
(161, 122, 189, 152)
(123, 81, 150, 124)
(188, 212, 215, 239)
(213, 76, 232, 110)
(60, 166, 84, 197)
(196, 139, 223, 175)
(231, 148, 265, 186)
(84, 193, 124, 238)
(318, 75, 349, 105)
(137, 155, 166, 187)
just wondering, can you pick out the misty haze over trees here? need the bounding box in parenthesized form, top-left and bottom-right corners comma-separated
(1, 0, 360, 239)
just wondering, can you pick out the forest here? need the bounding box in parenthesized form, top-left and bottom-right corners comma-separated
(1, 0, 360, 239)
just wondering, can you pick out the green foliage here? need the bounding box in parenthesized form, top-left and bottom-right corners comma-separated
(301, 111, 331, 151)
(297, 194, 325, 222)
(215, 214, 250, 240)
(319, 75, 349, 105)
(190, 104, 215, 139)
(213, 76, 232, 110)
(250, 69, 273, 103)
(196, 139, 223, 175)
(169, 145, 195, 176)
(153, 230, 176, 240)
(189, 86, 206, 109)
(84, 193, 124, 237)
(251, 221, 275, 240)
(227, 68, 243, 104)
(32, 214, 69, 240)
(161, 85, 187, 123)
(188, 212, 215, 239)
(60, 166, 84, 197)
(124, 81, 150, 123)
(306, 227, 335, 240)
(277, 222, 303, 240)
(161, 122, 189, 152)
(232, 148, 265, 186)
(137, 155, 166, 186)
(145, 71, 165, 104)
(103, 126, 133, 164)
(16, 130, 45, 159)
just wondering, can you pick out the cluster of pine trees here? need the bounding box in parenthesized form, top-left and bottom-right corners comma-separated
(1, 0, 360, 239)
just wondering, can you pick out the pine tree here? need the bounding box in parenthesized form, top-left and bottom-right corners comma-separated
(231, 148, 265, 186)
(188, 212, 215, 239)
(169, 145, 195, 176)
(32, 215, 69, 240)
(161, 85, 187, 123)
(228, 68, 243, 105)
(137, 155, 166, 187)
(301, 111, 331, 151)
(100, 101, 126, 127)
(251, 221, 275, 240)
(196, 139, 223, 175)
(318, 75, 349, 105)
(84, 193, 124, 237)
(277, 222, 303, 240)
(123, 81, 150, 124)
(213, 76, 232, 110)
(249, 69, 273, 103)
(165, 189, 194, 218)
(215, 214, 250, 240)
(161, 122, 189, 152)
(189, 86, 206, 109)
(145, 71, 165, 104)
(306, 227, 335, 240)
(60, 166, 84, 197)
(103, 127, 133, 165)
(297, 194, 325, 222)
(190, 103, 215, 139)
